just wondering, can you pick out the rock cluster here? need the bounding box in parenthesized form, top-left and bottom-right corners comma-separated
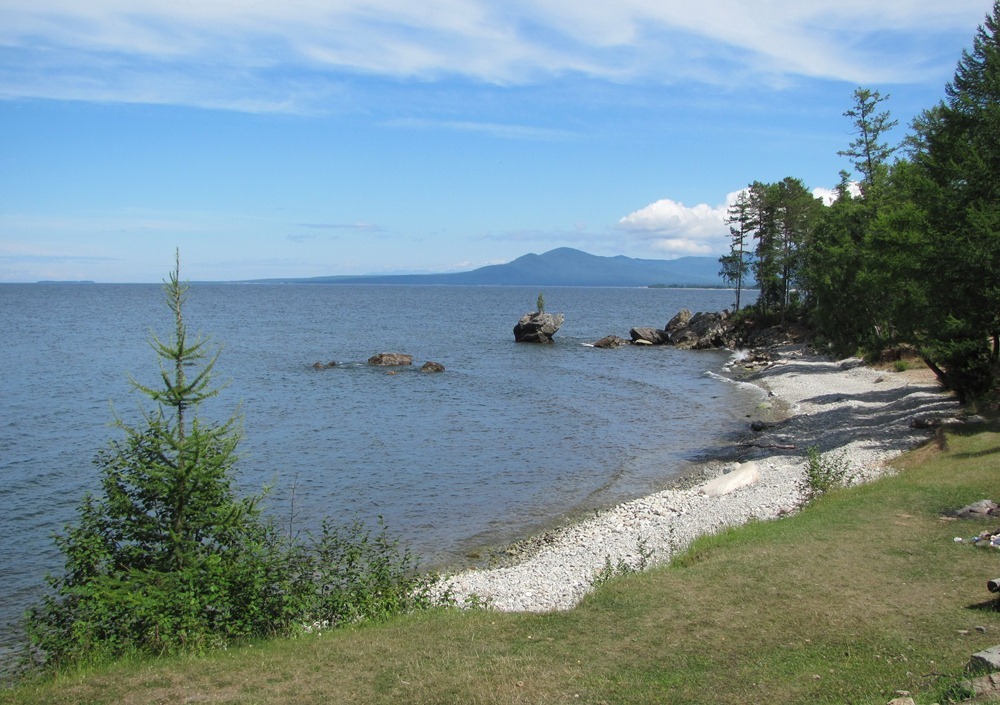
(311, 354, 444, 373)
(622, 308, 731, 349)
(513, 311, 564, 343)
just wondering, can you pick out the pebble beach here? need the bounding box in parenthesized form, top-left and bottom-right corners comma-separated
(437, 345, 962, 612)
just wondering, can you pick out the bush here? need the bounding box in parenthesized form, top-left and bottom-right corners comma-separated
(294, 517, 441, 629)
(800, 446, 853, 504)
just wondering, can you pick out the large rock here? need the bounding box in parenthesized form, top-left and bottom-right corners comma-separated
(665, 308, 693, 335)
(667, 310, 730, 349)
(368, 352, 413, 366)
(592, 335, 631, 349)
(513, 312, 564, 343)
(630, 327, 670, 345)
(699, 462, 761, 497)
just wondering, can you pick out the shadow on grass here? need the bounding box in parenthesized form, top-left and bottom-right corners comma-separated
(966, 599, 1000, 613)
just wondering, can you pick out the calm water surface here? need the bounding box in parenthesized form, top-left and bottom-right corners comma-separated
(0, 283, 762, 647)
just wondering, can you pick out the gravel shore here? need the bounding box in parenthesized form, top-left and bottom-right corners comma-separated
(436, 345, 962, 611)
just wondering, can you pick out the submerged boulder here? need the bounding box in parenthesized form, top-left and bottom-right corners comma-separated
(420, 361, 446, 373)
(592, 335, 631, 349)
(513, 312, 564, 343)
(368, 352, 413, 366)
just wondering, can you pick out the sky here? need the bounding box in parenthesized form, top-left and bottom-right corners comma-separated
(0, 1, 995, 283)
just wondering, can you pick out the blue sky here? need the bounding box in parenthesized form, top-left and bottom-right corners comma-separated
(1, 1, 993, 282)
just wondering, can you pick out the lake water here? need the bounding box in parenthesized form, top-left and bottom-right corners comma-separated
(0, 283, 762, 649)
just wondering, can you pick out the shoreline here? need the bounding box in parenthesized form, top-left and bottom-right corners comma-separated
(436, 344, 963, 611)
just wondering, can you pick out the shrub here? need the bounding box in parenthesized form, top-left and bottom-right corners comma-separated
(800, 446, 853, 504)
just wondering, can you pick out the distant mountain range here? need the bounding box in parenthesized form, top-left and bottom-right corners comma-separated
(254, 248, 732, 287)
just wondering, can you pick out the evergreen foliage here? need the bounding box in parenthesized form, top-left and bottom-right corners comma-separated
(720, 190, 754, 311)
(907, 0, 1000, 398)
(720, 179, 821, 323)
(837, 87, 898, 196)
(25, 252, 440, 667)
(793, 3, 1000, 401)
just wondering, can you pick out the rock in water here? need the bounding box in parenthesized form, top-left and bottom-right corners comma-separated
(629, 327, 669, 345)
(665, 309, 730, 349)
(420, 361, 446, 373)
(592, 335, 631, 349)
(368, 352, 413, 366)
(513, 312, 564, 343)
(665, 308, 693, 335)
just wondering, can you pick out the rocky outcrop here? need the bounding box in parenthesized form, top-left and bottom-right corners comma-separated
(629, 327, 670, 345)
(368, 352, 413, 366)
(667, 309, 730, 349)
(513, 312, 564, 343)
(592, 335, 631, 349)
(623, 309, 731, 349)
(665, 308, 692, 336)
(420, 361, 446, 373)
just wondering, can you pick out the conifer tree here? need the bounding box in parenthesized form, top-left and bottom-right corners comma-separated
(838, 87, 898, 198)
(908, 0, 1000, 397)
(720, 189, 754, 311)
(27, 252, 282, 660)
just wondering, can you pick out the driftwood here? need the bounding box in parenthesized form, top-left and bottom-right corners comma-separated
(740, 442, 796, 450)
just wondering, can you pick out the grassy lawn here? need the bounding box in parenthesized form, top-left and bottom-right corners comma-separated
(5, 425, 1000, 704)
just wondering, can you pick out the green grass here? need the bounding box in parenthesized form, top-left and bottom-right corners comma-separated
(6, 426, 1000, 704)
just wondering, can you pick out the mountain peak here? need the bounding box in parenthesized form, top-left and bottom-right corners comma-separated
(265, 248, 728, 287)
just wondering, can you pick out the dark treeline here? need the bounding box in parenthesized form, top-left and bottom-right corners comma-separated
(720, 1, 1000, 403)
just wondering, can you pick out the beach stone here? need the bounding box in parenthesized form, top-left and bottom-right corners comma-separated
(368, 352, 413, 366)
(970, 645, 1000, 671)
(629, 327, 669, 345)
(965, 673, 1000, 699)
(886, 698, 915, 705)
(955, 499, 999, 519)
(698, 462, 761, 497)
(513, 312, 564, 343)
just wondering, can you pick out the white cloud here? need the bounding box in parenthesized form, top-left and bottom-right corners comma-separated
(811, 182, 862, 205)
(0, 0, 991, 110)
(617, 193, 740, 257)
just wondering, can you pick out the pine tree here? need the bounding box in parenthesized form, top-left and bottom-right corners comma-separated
(837, 87, 898, 198)
(26, 252, 285, 660)
(772, 177, 823, 323)
(720, 189, 754, 311)
(909, 1, 1000, 398)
